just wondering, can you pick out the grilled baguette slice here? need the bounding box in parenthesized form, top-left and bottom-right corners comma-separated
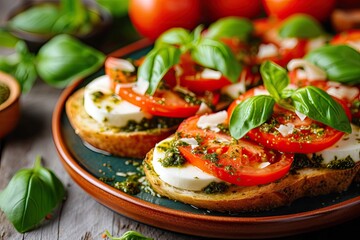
(66, 88, 179, 159)
(143, 148, 360, 212)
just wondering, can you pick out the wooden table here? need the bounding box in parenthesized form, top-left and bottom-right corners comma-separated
(0, 1, 359, 240)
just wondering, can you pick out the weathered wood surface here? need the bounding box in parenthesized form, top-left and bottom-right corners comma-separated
(0, 1, 359, 240)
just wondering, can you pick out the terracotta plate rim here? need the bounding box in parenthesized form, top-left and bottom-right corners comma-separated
(52, 39, 360, 239)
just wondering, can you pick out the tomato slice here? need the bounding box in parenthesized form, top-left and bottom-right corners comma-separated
(256, 39, 308, 67)
(331, 30, 360, 47)
(229, 86, 350, 153)
(104, 57, 139, 85)
(164, 52, 233, 93)
(117, 86, 201, 118)
(246, 106, 345, 153)
(176, 115, 294, 186)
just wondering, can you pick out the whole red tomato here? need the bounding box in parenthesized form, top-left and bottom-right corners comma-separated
(203, 0, 262, 23)
(262, 0, 336, 22)
(128, 0, 201, 40)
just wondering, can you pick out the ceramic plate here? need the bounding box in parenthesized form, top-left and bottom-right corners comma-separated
(52, 38, 360, 239)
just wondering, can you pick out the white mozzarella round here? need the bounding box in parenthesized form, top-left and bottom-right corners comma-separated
(84, 75, 147, 127)
(152, 137, 221, 191)
(312, 124, 360, 165)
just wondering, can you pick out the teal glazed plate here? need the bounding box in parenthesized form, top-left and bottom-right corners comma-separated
(52, 38, 360, 239)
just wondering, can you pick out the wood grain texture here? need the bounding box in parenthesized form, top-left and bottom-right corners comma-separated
(0, 1, 359, 240)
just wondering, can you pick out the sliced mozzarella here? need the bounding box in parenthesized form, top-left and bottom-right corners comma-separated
(254, 88, 270, 96)
(276, 123, 295, 137)
(257, 43, 278, 58)
(311, 124, 360, 165)
(287, 59, 327, 81)
(221, 77, 246, 99)
(196, 102, 212, 115)
(197, 110, 228, 132)
(295, 110, 307, 121)
(200, 68, 222, 79)
(106, 58, 135, 72)
(326, 84, 359, 102)
(281, 38, 298, 49)
(84, 75, 146, 127)
(306, 37, 327, 52)
(152, 137, 221, 191)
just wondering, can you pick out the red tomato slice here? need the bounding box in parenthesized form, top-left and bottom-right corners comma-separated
(104, 57, 140, 85)
(179, 75, 231, 93)
(164, 53, 233, 93)
(331, 30, 360, 46)
(256, 39, 308, 67)
(177, 115, 294, 186)
(117, 86, 201, 118)
(228, 86, 350, 153)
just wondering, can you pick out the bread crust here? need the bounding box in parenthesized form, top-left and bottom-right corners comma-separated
(144, 148, 360, 212)
(66, 88, 178, 158)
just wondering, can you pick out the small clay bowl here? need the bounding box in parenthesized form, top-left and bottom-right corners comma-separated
(0, 71, 21, 139)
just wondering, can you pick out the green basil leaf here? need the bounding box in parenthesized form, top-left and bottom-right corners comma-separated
(96, 0, 129, 17)
(36, 34, 105, 88)
(1, 41, 38, 93)
(305, 45, 360, 85)
(260, 61, 289, 102)
(155, 28, 192, 48)
(138, 45, 181, 95)
(0, 156, 65, 233)
(206, 17, 254, 42)
(105, 230, 153, 240)
(278, 14, 324, 39)
(0, 29, 19, 48)
(191, 38, 241, 83)
(8, 4, 61, 34)
(291, 86, 351, 133)
(230, 95, 275, 139)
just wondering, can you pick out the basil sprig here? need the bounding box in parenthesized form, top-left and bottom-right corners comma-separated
(278, 14, 325, 39)
(36, 34, 105, 88)
(230, 95, 275, 139)
(205, 17, 254, 42)
(139, 46, 181, 95)
(104, 230, 153, 240)
(8, 0, 100, 36)
(0, 156, 65, 233)
(139, 25, 241, 95)
(305, 45, 360, 85)
(229, 61, 351, 139)
(0, 32, 105, 92)
(191, 38, 241, 83)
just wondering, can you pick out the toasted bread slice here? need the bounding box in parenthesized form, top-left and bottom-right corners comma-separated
(144, 148, 360, 212)
(66, 88, 179, 158)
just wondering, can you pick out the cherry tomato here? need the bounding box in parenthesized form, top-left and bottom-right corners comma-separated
(228, 86, 350, 153)
(117, 86, 201, 118)
(177, 114, 294, 186)
(262, 0, 336, 22)
(202, 0, 262, 23)
(128, 0, 201, 40)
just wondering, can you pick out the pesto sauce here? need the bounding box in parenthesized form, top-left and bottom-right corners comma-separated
(0, 83, 10, 104)
(158, 139, 187, 167)
(113, 174, 142, 195)
(203, 182, 229, 194)
(118, 117, 183, 132)
(291, 154, 356, 172)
